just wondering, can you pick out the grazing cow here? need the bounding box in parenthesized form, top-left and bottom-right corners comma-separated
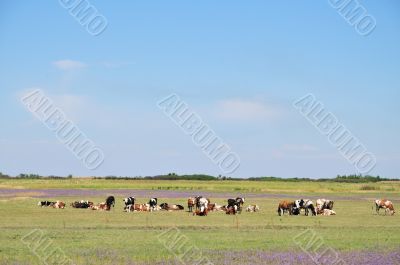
(321, 209, 336, 216)
(106, 196, 115, 209)
(227, 198, 245, 213)
(277, 201, 296, 216)
(148, 198, 158, 211)
(160, 203, 185, 211)
(375, 199, 395, 216)
(316, 199, 334, 214)
(246, 204, 260, 212)
(52, 201, 65, 209)
(38, 201, 55, 207)
(226, 205, 238, 215)
(187, 197, 196, 212)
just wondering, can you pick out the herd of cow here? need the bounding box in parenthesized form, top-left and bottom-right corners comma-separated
(37, 196, 396, 216)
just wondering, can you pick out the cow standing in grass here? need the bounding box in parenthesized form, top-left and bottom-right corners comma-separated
(375, 199, 395, 215)
(148, 198, 158, 211)
(295, 199, 316, 216)
(278, 201, 297, 216)
(123, 197, 135, 211)
(188, 197, 195, 212)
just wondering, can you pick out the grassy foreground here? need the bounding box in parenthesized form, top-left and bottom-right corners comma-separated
(0, 179, 399, 264)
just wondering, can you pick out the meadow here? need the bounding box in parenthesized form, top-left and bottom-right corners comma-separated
(0, 178, 399, 265)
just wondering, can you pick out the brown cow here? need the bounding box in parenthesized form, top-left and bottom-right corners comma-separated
(188, 198, 195, 212)
(125, 203, 150, 212)
(375, 199, 395, 215)
(277, 200, 297, 216)
(193, 208, 208, 216)
(52, 201, 65, 209)
(207, 203, 216, 212)
(91, 202, 110, 211)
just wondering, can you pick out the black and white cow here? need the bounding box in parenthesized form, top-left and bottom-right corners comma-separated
(149, 198, 158, 211)
(123, 197, 135, 206)
(295, 199, 316, 216)
(227, 197, 245, 213)
(38, 201, 55, 207)
(194, 196, 203, 211)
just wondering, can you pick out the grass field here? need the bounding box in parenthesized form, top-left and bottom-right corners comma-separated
(1, 179, 399, 265)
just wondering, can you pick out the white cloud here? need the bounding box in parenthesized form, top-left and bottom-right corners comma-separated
(53, 60, 87, 70)
(215, 98, 282, 122)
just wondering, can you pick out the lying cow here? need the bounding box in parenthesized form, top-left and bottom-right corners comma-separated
(225, 205, 238, 215)
(38, 201, 55, 207)
(91, 196, 114, 211)
(71, 201, 93, 208)
(52, 201, 65, 209)
(126, 203, 150, 212)
(207, 203, 216, 212)
(193, 208, 208, 216)
(375, 199, 395, 216)
(246, 205, 260, 212)
(160, 203, 184, 211)
(316, 199, 334, 214)
(321, 209, 336, 216)
(214, 204, 225, 212)
(227, 197, 245, 213)
(90, 202, 109, 211)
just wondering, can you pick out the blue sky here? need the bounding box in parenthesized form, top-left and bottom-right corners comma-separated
(0, 1, 399, 178)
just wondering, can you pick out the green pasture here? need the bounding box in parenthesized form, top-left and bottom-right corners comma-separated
(1, 195, 399, 264)
(1, 178, 399, 195)
(1, 179, 399, 264)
